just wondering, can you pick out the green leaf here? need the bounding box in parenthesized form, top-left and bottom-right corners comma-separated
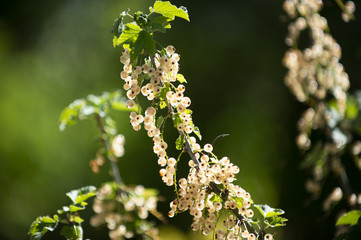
(59, 99, 86, 131)
(176, 73, 187, 83)
(61, 225, 83, 240)
(114, 22, 142, 47)
(156, 116, 165, 129)
(172, 113, 182, 127)
(150, 16, 172, 33)
(111, 9, 129, 37)
(73, 216, 84, 224)
(153, 1, 190, 21)
(193, 126, 202, 140)
(264, 216, 288, 228)
(69, 205, 85, 212)
(336, 210, 361, 226)
(66, 186, 96, 204)
(175, 135, 185, 150)
(184, 109, 192, 115)
(133, 30, 156, 57)
(254, 204, 285, 218)
(28, 215, 59, 240)
(345, 95, 358, 120)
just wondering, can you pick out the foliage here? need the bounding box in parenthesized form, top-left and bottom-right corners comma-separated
(28, 186, 96, 240)
(283, 0, 361, 238)
(111, 1, 287, 239)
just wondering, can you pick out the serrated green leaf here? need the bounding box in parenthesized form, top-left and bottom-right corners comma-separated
(66, 186, 96, 204)
(346, 96, 358, 120)
(176, 73, 187, 83)
(28, 215, 59, 240)
(173, 113, 182, 127)
(61, 225, 83, 240)
(175, 135, 185, 150)
(59, 99, 86, 131)
(153, 1, 190, 21)
(156, 116, 165, 129)
(114, 23, 142, 47)
(133, 30, 155, 57)
(336, 210, 361, 226)
(73, 216, 84, 224)
(264, 216, 288, 228)
(254, 204, 285, 218)
(111, 9, 129, 37)
(69, 205, 85, 212)
(184, 109, 192, 115)
(150, 16, 172, 33)
(193, 126, 202, 140)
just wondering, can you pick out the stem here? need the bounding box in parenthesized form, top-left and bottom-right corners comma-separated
(95, 114, 126, 194)
(182, 133, 256, 233)
(149, 56, 257, 235)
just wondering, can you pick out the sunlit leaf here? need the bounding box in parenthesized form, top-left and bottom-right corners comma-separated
(66, 186, 96, 204)
(175, 135, 185, 150)
(336, 210, 361, 226)
(114, 23, 142, 47)
(176, 73, 187, 83)
(28, 215, 59, 240)
(264, 216, 288, 228)
(193, 126, 202, 140)
(150, 16, 172, 33)
(254, 204, 285, 218)
(61, 225, 83, 240)
(153, 1, 190, 21)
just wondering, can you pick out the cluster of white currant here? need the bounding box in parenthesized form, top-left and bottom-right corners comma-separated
(119, 47, 274, 239)
(168, 154, 260, 239)
(283, 0, 351, 150)
(120, 46, 195, 187)
(341, 1, 355, 22)
(352, 141, 361, 170)
(91, 183, 159, 240)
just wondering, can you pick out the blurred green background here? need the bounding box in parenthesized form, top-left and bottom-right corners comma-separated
(1, 0, 361, 239)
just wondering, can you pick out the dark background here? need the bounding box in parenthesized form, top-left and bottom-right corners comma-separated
(0, 0, 360, 239)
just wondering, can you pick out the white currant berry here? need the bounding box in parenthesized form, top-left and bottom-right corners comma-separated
(264, 234, 273, 240)
(120, 71, 128, 80)
(177, 84, 185, 92)
(246, 209, 254, 218)
(158, 157, 167, 167)
(126, 99, 135, 108)
(166, 45, 175, 55)
(145, 107, 156, 116)
(241, 230, 249, 238)
(204, 144, 213, 153)
(248, 233, 256, 240)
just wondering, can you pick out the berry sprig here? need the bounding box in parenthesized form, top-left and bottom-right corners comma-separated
(59, 91, 163, 240)
(283, 0, 361, 237)
(113, 2, 287, 238)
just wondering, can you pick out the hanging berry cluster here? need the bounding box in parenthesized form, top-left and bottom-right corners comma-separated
(113, 1, 287, 239)
(59, 91, 163, 240)
(283, 0, 361, 237)
(91, 182, 160, 240)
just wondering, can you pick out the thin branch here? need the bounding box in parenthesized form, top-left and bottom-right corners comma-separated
(182, 133, 256, 234)
(150, 56, 257, 235)
(95, 114, 126, 194)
